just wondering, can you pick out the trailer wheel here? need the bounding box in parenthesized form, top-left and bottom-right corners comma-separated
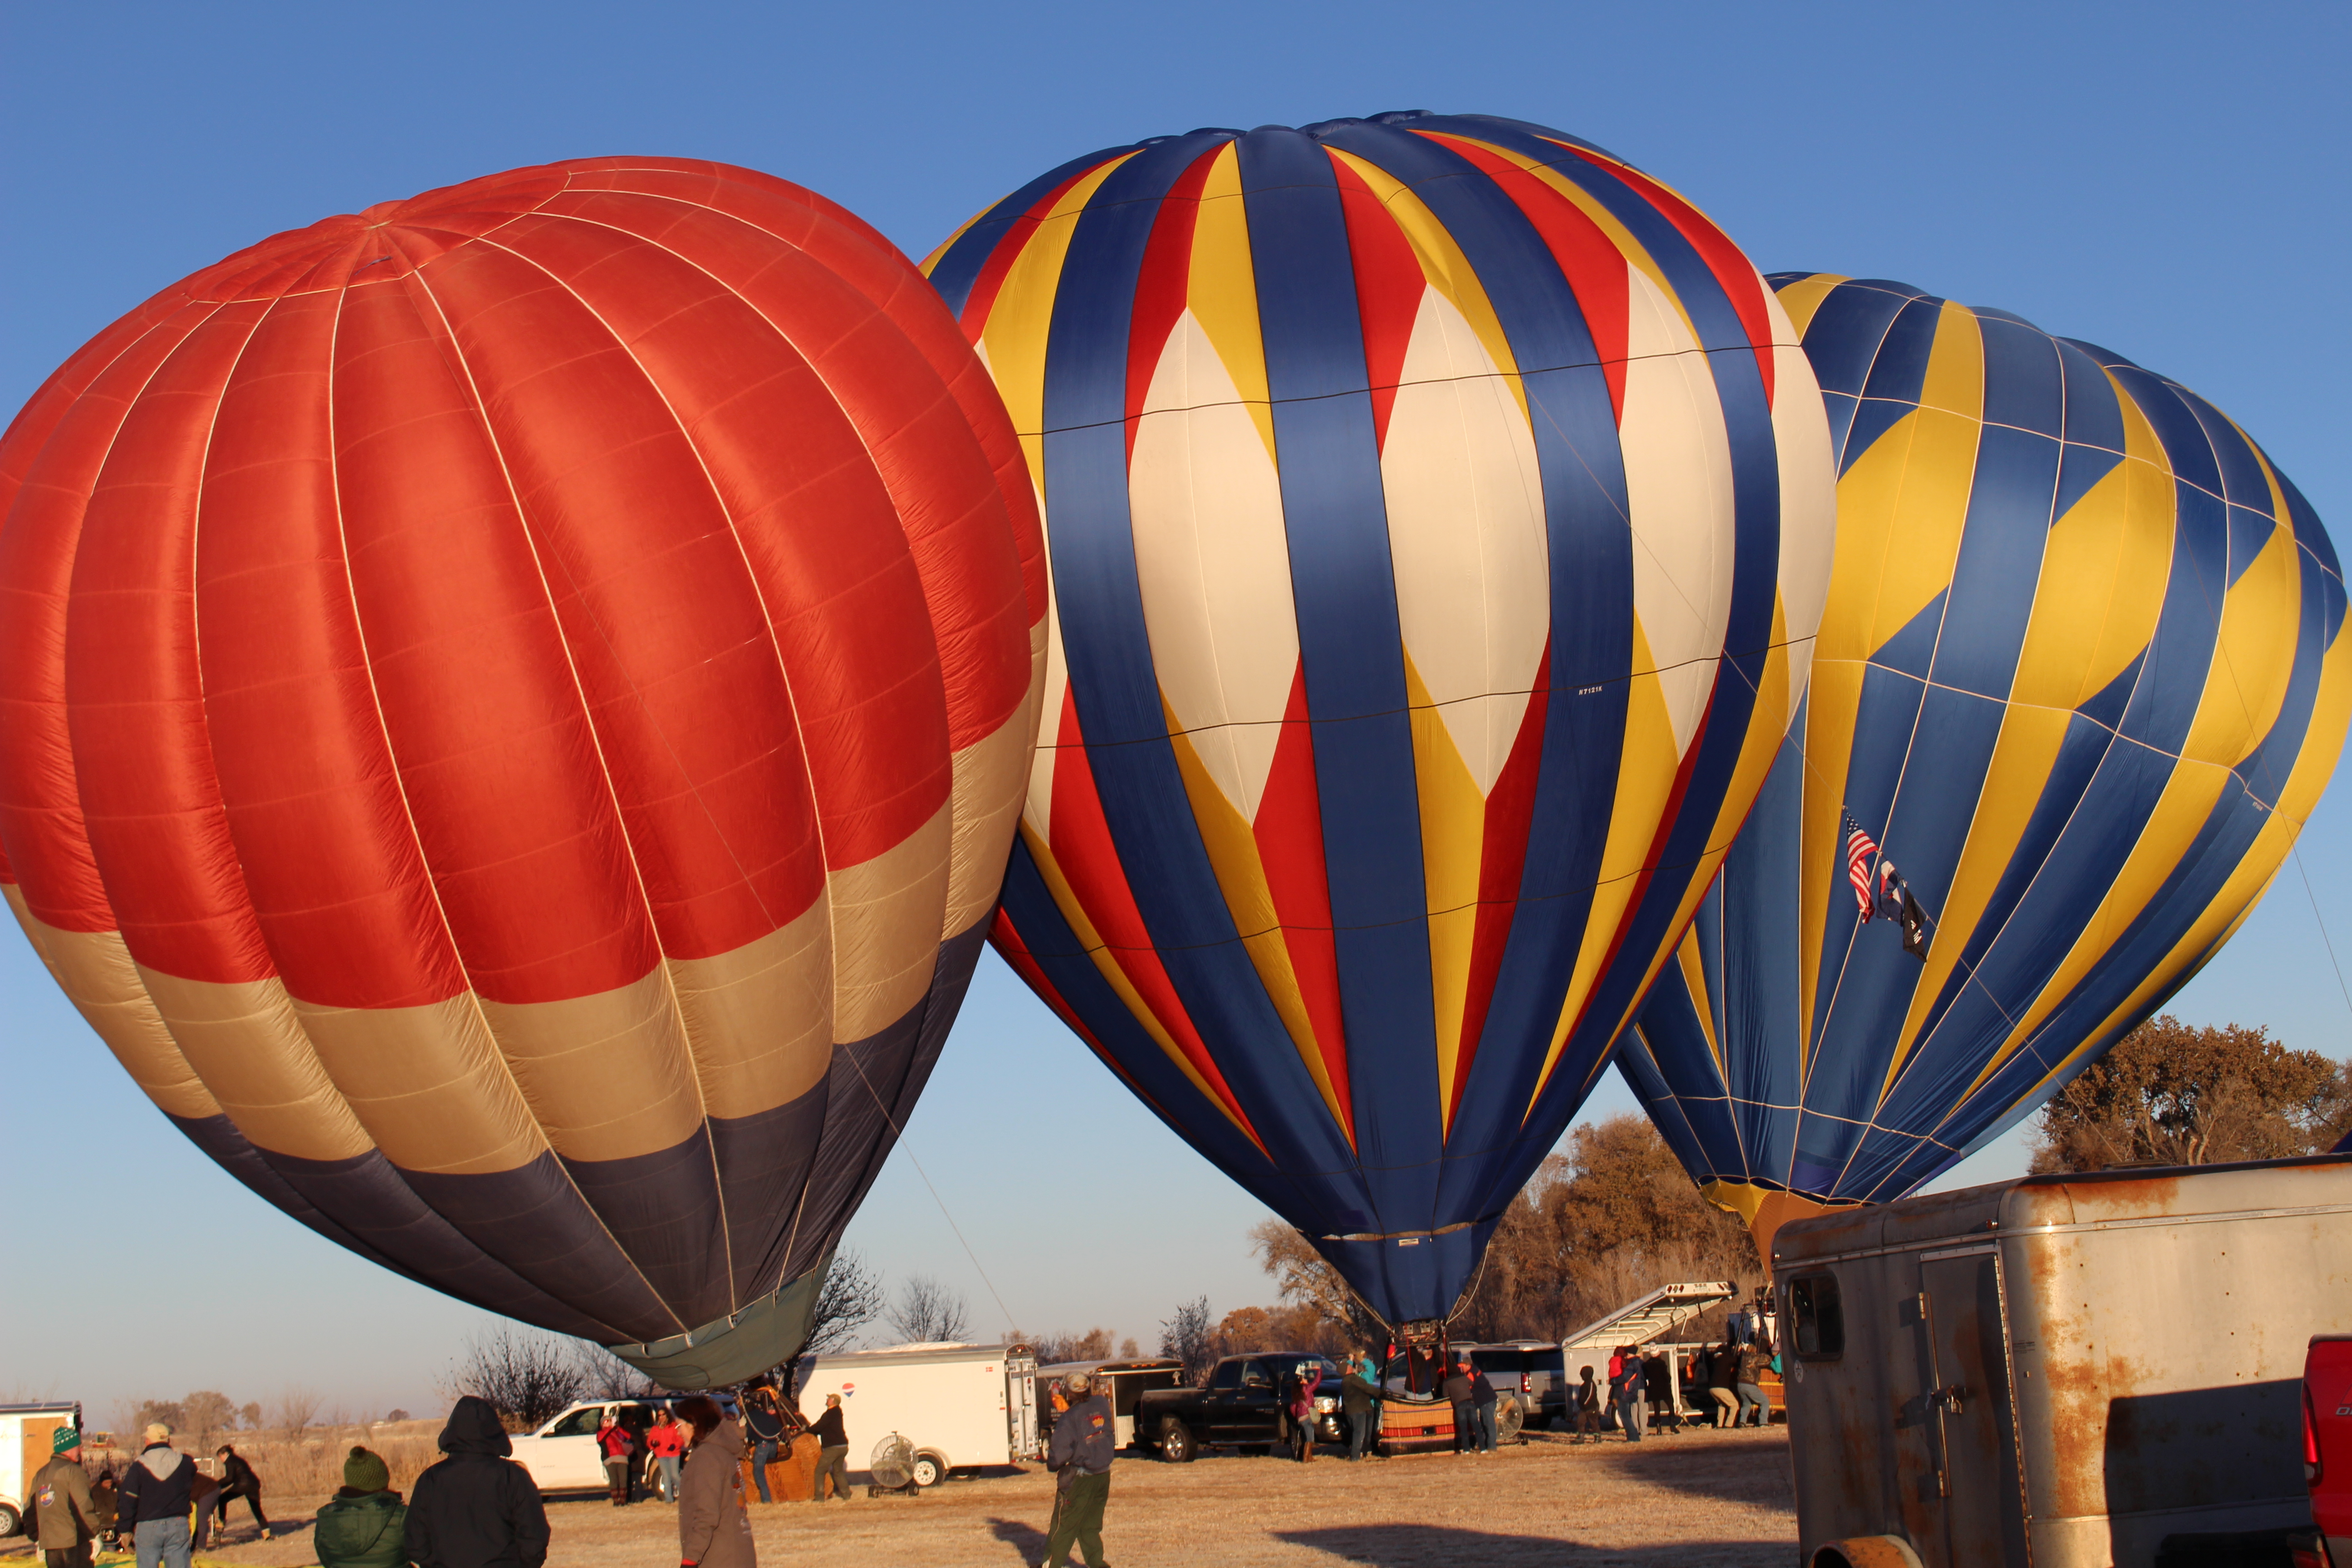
(910, 1450, 947, 1488)
(0, 1504, 19, 1538)
(1156, 1417, 1196, 1463)
(1811, 1537, 1925, 1568)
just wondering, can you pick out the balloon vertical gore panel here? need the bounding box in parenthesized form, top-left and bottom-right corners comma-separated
(928, 112, 1837, 1325)
(1623, 274, 2348, 1256)
(0, 157, 1047, 1387)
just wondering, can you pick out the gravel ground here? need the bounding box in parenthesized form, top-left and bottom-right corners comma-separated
(10, 1426, 1797, 1567)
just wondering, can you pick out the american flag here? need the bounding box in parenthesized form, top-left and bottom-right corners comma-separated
(1845, 820, 1879, 919)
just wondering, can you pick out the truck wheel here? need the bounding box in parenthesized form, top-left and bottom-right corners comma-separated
(1497, 1396, 1526, 1444)
(0, 1504, 19, 1538)
(911, 1450, 947, 1488)
(1157, 1417, 1196, 1463)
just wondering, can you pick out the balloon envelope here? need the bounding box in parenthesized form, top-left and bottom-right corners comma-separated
(0, 158, 1046, 1385)
(1623, 274, 2349, 1247)
(926, 113, 1835, 1323)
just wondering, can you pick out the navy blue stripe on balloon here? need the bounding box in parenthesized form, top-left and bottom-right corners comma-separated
(1235, 125, 1444, 1237)
(1792, 279, 1930, 471)
(1466, 122, 1786, 1104)
(926, 144, 1148, 319)
(1842, 295, 1942, 463)
(1037, 137, 1366, 1201)
(1310, 119, 1634, 1221)
(1930, 422, 2062, 702)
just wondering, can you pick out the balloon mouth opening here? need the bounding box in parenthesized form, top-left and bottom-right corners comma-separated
(604, 1250, 832, 1390)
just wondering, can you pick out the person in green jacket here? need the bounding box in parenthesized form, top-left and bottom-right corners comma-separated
(314, 1447, 409, 1568)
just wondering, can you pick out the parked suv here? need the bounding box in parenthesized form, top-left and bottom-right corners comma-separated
(509, 1397, 732, 1494)
(1457, 1341, 1565, 1441)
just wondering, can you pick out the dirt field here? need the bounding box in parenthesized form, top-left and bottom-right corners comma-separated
(10, 1427, 1798, 1567)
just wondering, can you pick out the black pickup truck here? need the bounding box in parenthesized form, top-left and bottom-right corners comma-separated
(1136, 1352, 1346, 1461)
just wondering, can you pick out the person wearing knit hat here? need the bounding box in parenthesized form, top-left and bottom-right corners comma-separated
(314, 1447, 407, 1568)
(29, 1424, 99, 1565)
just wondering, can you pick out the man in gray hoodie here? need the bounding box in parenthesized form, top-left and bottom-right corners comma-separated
(114, 1423, 193, 1568)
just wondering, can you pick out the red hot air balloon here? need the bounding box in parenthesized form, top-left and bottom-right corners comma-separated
(0, 158, 1045, 1387)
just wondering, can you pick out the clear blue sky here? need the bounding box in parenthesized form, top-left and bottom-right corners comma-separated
(4, 1, 2346, 1420)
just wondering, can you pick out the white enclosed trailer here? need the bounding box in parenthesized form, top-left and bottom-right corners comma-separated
(0, 1404, 81, 1538)
(1777, 1154, 2352, 1568)
(800, 1342, 1037, 1487)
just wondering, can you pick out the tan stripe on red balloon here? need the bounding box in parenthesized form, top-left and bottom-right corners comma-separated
(4, 887, 217, 1123)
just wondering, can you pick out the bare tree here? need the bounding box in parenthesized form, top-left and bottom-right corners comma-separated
(239, 1402, 263, 1432)
(572, 1340, 658, 1400)
(776, 1250, 887, 1405)
(1032, 1328, 1113, 1365)
(886, 1275, 970, 1346)
(448, 1325, 587, 1430)
(385, 1409, 411, 1424)
(1157, 1296, 1215, 1384)
(274, 1387, 321, 1442)
(1119, 1338, 1140, 1359)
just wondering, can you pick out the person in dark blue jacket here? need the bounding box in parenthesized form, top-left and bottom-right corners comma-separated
(1042, 1371, 1114, 1568)
(116, 1423, 195, 1568)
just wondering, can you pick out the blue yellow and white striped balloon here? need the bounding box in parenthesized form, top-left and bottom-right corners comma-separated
(1623, 274, 2350, 1250)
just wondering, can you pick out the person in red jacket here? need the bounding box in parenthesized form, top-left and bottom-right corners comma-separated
(644, 1411, 686, 1504)
(595, 1413, 637, 1507)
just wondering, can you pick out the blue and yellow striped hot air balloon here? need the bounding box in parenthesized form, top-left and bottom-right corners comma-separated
(925, 113, 1837, 1325)
(1622, 274, 2350, 1254)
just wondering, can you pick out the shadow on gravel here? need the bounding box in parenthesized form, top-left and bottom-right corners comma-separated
(987, 1515, 1050, 1560)
(1276, 1525, 1792, 1565)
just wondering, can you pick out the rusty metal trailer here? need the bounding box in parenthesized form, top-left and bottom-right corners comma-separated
(1774, 1154, 2352, 1568)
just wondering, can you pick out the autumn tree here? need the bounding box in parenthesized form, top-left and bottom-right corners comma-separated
(2031, 1016, 2350, 1173)
(179, 1391, 236, 1442)
(1451, 1112, 1758, 1341)
(1219, 1114, 1757, 1351)
(1247, 1220, 1386, 1348)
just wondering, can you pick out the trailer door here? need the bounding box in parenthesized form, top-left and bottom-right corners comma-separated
(1919, 1249, 2027, 1567)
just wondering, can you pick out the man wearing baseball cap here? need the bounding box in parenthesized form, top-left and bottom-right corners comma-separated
(116, 1423, 195, 1568)
(29, 1425, 99, 1568)
(1041, 1370, 1113, 1568)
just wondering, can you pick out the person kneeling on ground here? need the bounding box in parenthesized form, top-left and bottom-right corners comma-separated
(675, 1396, 755, 1568)
(1043, 1370, 1113, 1568)
(30, 1424, 100, 1568)
(405, 1396, 548, 1568)
(315, 1446, 408, 1568)
(809, 1395, 850, 1502)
